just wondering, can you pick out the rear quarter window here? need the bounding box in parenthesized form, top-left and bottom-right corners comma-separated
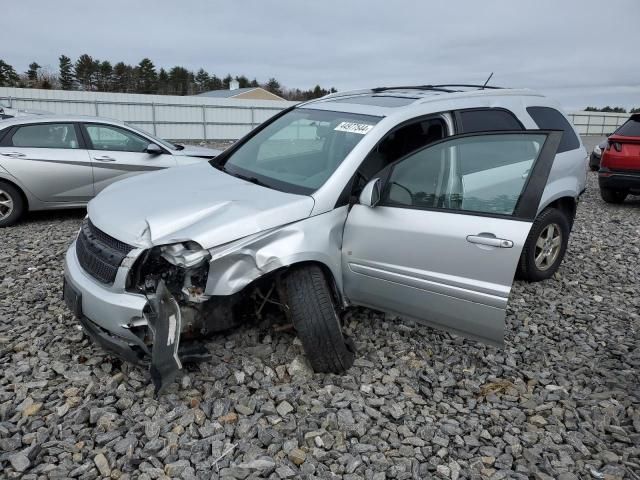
(526, 106, 580, 153)
(456, 108, 523, 133)
(614, 116, 640, 137)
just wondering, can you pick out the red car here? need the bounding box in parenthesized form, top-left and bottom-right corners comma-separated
(599, 113, 640, 203)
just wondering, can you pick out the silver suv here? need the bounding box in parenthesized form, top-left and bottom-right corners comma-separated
(63, 85, 588, 392)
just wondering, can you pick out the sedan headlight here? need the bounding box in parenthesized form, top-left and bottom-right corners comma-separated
(160, 242, 210, 268)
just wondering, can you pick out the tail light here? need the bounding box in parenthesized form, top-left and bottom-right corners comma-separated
(607, 140, 622, 152)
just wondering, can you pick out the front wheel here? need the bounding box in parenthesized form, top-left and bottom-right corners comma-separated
(517, 208, 570, 282)
(600, 187, 627, 204)
(282, 265, 355, 374)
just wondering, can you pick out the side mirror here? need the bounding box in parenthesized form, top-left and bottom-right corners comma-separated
(359, 178, 381, 207)
(145, 143, 163, 155)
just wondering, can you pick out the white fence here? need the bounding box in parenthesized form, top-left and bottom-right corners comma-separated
(0, 87, 631, 140)
(0, 87, 296, 141)
(566, 112, 628, 136)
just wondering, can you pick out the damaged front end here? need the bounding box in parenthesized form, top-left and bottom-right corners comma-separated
(130, 242, 241, 394)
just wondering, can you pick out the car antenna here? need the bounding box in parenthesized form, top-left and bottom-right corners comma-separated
(482, 72, 494, 89)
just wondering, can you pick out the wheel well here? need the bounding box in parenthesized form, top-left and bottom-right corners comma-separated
(278, 260, 343, 307)
(0, 178, 28, 210)
(545, 197, 576, 225)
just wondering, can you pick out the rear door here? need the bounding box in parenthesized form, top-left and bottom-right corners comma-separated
(81, 123, 177, 195)
(0, 122, 93, 202)
(342, 131, 561, 345)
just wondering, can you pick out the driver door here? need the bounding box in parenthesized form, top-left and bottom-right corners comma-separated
(342, 131, 562, 345)
(81, 123, 176, 195)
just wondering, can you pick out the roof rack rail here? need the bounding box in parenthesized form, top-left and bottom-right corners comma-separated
(371, 85, 458, 93)
(431, 84, 503, 90)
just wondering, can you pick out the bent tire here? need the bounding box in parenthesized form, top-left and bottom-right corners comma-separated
(283, 265, 355, 374)
(517, 207, 570, 282)
(600, 187, 627, 204)
(0, 181, 25, 228)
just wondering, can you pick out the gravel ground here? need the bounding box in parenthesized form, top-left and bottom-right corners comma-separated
(0, 173, 639, 480)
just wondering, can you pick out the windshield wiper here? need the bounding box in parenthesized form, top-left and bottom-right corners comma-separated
(222, 167, 269, 188)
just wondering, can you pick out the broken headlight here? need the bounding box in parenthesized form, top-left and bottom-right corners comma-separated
(160, 242, 211, 268)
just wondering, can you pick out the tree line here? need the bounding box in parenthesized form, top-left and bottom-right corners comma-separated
(0, 55, 337, 101)
(585, 106, 640, 114)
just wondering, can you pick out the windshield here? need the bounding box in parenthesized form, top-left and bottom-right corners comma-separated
(221, 108, 381, 194)
(125, 123, 178, 150)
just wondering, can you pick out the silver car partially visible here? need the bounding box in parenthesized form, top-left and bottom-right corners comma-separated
(0, 115, 221, 226)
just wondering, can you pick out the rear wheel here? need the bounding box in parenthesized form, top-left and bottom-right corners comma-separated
(0, 181, 25, 228)
(517, 208, 570, 282)
(282, 265, 355, 374)
(600, 187, 627, 204)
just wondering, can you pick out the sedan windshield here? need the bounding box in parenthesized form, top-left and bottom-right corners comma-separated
(221, 108, 381, 194)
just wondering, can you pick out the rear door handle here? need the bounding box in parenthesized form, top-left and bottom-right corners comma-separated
(4, 152, 26, 158)
(466, 234, 513, 248)
(93, 156, 116, 162)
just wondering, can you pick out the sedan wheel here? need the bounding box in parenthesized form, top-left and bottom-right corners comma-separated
(0, 189, 15, 220)
(0, 182, 25, 227)
(534, 223, 562, 271)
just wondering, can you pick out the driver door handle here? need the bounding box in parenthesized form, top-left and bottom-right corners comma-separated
(4, 152, 26, 158)
(467, 235, 513, 248)
(93, 156, 116, 162)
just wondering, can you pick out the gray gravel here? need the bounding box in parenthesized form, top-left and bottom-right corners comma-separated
(1, 173, 639, 480)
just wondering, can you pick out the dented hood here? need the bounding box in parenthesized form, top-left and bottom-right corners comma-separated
(87, 162, 315, 249)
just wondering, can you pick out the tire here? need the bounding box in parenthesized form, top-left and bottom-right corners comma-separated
(600, 187, 627, 204)
(0, 181, 25, 228)
(517, 207, 570, 282)
(282, 265, 355, 374)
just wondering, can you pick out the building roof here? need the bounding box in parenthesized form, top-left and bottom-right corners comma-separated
(196, 87, 259, 98)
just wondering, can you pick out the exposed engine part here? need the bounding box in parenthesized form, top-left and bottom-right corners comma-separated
(161, 242, 211, 268)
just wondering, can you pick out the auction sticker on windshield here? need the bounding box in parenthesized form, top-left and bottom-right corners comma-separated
(334, 121, 375, 135)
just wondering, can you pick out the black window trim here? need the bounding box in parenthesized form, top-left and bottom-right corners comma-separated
(80, 122, 168, 154)
(0, 121, 86, 150)
(374, 129, 563, 222)
(526, 106, 580, 154)
(453, 107, 525, 134)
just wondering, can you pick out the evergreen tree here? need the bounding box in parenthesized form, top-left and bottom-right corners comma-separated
(137, 58, 157, 94)
(168, 66, 192, 95)
(26, 62, 41, 86)
(264, 78, 283, 97)
(235, 75, 249, 88)
(194, 69, 210, 93)
(113, 62, 135, 92)
(96, 61, 113, 91)
(0, 60, 19, 86)
(74, 54, 99, 90)
(249, 78, 260, 88)
(59, 55, 74, 90)
(157, 68, 169, 95)
(206, 74, 223, 91)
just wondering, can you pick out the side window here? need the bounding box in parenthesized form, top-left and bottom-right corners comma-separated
(457, 109, 523, 133)
(381, 133, 547, 216)
(358, 117, 447, 181)
(85, 124, 150, 152)
(10, 123, 80, 149)
(526, 107, 580, 153)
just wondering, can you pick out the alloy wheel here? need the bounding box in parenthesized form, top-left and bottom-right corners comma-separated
(0, 190, 13, 220)
(534, 223, 562, 271)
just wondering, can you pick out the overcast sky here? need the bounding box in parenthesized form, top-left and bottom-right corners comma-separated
(3, 0, 639, 109)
